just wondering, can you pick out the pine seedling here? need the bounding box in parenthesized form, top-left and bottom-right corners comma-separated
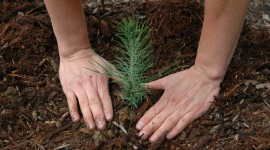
(86, 15, 188, 108)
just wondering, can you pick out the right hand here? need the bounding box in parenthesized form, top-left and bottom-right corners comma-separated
(59, 49, 113, 130)
(136, 66, 221, 142)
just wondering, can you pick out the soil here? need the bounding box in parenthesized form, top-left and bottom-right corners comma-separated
(1, 0, 270, 149)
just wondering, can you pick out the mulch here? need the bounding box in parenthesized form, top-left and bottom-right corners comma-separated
(0, 0, 270, 149)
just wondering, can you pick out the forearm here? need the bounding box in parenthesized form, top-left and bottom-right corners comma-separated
(194, 0, 248, 81)
(44, 0, 92, 58)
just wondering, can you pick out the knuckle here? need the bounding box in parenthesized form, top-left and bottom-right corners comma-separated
(88, 98, 101, 106)
(150, 107, 160, 115)
(97, 76, 108, 87)
(84, 115, 94, 121)
(98, 75, 107, 81)
(94, 113, 104, 120)
(66, 96, 75, 103)
(145, 123, 155, 132)
(156, 114, 165, 122)
(69, 104, 77, 114)
(102, 101, 112, 110)
(100, 93, 110, 101)
(180, 118, 187, 124)
(172, 125, 180, 132)
(166, 116, 175, 124)
(72, 79, 82, 88)
(79, 99, 90, 108)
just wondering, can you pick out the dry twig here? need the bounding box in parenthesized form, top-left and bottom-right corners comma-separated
(26, 3, 44, 15)
(42, 121, 73, 143)
(2, 140, 45, 150)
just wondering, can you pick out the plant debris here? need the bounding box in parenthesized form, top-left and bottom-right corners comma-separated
(0, 0, 270, 149)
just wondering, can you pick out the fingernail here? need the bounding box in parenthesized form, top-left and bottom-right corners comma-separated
(166, 132, 173, 139)
(136, 121, 145, 130)
(106, 113, 113, 120)
(139, 131, 147, 140)
(73, 115, 79, 122)
(150, 134, 158, 143)
(97, 121, 105, 129)
(88, 122, 95, 130)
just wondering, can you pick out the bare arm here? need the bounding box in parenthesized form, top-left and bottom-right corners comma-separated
(195, 0, 248, 81)
(44, 0, 92, 58)
(45, 0, 113, 130)
(137, 0, 248, 142)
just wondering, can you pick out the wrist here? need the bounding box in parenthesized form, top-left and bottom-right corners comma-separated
(57, 34, 91, 59)
(59, 47, 95, 61)
(192, 64, 226, 83)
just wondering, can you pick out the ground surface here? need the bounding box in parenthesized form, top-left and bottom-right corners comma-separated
(0, 0, 270, 149)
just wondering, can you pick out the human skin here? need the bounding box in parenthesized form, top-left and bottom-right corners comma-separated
(44, 0, 248, 143)
(137, 0, 249, 142)
(44, 0, 113, 130)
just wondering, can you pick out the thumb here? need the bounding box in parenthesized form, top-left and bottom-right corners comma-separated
(145, 76, 168, 89)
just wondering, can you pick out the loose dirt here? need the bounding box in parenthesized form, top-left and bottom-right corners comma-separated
(0, 0, 270, 149)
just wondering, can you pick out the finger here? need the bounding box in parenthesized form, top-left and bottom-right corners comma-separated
(97, 75, 113, 121)
(136, 92, 171, 131)
(65, 89, 80, 122)
(83, 75, 106, 130)
(166, 112, 201, 140)
(145, 75, 168, 89)
(139, 105, 174, 140)
(140, 94, 188, 141)
(149, 108, 189, 143)
(74, 82, 96, 130)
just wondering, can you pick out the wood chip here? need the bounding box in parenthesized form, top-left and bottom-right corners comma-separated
(223, 80, 245, 96)
(252, 111, 261, 115)
(79, 128, 92, 134)
(100, 20, 111, 37)
(45, 121, 57, 124)
(38, 58, 46, 66)
(137, 98, 151, 118)
(46, 107, 61, 116)
(194, 136, 212, 150)
(232, 113, 240, 122)
(48, 91, 58, 100)
(264, 100, 270, 108)
(237, 131, 249, 142)
(22, 80, 45, 86)
(41, 121, 73, 143)
(0, 95, 9, 104)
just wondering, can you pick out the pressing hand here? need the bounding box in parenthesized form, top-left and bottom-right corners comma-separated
(59, 49, 113, 130)
(136, 66, 221, 142)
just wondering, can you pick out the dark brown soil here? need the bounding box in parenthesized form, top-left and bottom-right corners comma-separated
(1, 0, 270, 149)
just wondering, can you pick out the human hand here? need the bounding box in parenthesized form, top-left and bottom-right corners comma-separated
(59, 49, 113, 130)
(136, 65, 222, 142)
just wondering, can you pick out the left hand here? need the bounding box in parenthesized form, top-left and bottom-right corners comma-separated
(136, 65, 221, 143)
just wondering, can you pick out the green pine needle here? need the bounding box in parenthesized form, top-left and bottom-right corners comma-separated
(86, 15, 188, 108)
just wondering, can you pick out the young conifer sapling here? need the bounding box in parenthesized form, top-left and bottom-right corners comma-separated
(86, 15, 188, 108)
